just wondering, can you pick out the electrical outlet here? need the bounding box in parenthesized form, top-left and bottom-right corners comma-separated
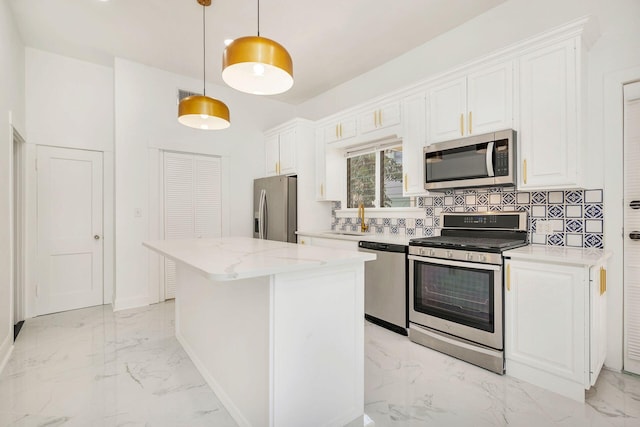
(536, 220, 551, 234)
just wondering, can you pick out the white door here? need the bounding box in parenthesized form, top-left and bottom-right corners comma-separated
(624, 81, 640, 375)
(36, 146, 103, 315)
(164, 152, 222, 299)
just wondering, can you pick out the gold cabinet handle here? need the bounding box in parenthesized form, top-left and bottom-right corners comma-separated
(339, 123, 343, 138)
(373, 111, 378, 127)
(378, 110, 382, 127)
(506, 264, 511, 291)
(600, 267, 607, 295)
(335, 124, 338, 138)
(468, 111, 473, 134)
(523, 159, 528, 185)
(320, 183, 324, 197)
(460, 113, 464, 136)
(404, 173, 408, 192)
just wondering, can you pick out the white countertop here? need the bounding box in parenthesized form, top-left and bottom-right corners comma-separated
(503, 245, 612, 266)
(143, 236, 376, 281)
(296, 230, 411, 245)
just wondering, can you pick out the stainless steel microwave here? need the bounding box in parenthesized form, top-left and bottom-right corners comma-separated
(424, 129, 516, 190)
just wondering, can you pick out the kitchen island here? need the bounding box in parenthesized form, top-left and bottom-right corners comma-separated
(143, 237, 375, 427)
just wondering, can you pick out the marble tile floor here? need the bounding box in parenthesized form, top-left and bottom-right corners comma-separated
(0, 302, 637, 427)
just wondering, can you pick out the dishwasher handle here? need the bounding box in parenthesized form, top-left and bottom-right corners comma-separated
(358, 241, 407, 253)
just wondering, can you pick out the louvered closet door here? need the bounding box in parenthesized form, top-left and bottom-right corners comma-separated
(164, 152, 221, 299)
(624, 81, 640, 375)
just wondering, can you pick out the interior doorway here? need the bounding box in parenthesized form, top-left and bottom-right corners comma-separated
(162, 151, 222, 299)
(36, 146, 104, 315)
(12, 128, 25, 341)
(624, 81, 640, 375)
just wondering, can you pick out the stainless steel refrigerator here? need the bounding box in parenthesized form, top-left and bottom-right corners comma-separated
(253, 176, 297, 243)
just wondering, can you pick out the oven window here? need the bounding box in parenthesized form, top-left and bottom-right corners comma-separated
(414, 261, 495, 332)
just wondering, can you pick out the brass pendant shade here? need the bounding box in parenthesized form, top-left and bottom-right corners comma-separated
(178, 0, 230, 130)
(178, 95, 230, 130)
(222, 38, 293, 95)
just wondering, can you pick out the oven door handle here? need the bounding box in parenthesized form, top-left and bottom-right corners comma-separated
(408, 255, 501, 271)
(486, 141, 495, 177)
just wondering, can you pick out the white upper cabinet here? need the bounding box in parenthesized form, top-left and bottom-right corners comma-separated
(467, 62, 513, 135)
(315, 129, 344, 201)
(428, 61, 513, 143)
(402, 92, 428, 196)
(264, 121, 308, 176)
(359, 101, 402, 136)
(518, 38, 580, 190)
(322, 116, 357, 144)
(265, 134, 280, 176)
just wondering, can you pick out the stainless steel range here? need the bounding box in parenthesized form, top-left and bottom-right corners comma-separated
(408, 211, 528, 374)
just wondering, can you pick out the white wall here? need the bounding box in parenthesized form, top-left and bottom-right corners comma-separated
(297, 0, 640, 370)
(23, 48, 115, 318)
(0, 0, 25, 370)
(113, 58, 295, 310)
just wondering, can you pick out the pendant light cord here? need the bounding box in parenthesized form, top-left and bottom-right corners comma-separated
(202, 3, 206, 96)
(257, 0, 260, 36)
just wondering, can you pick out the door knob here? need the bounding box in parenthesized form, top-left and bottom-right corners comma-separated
(630, 231, 640, 240)
(630, 200, 640, 210)
(94, 235, 100, 240)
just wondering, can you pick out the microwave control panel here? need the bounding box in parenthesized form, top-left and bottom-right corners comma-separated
(495, 151, 509, 176)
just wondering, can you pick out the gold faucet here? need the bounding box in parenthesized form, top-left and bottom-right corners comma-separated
(358, 202, 368, 232)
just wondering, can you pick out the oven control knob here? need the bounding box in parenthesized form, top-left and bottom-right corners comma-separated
(479, 254, 487, 262)
(447, 251, 453, 258)
(420, 248, 425, 256)
(466, 253, 474, 261)
(429, 249, 436, 257)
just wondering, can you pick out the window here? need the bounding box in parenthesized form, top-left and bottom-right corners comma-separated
(347, 145, 410, 208)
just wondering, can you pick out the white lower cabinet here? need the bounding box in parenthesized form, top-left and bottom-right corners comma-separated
(505, 258, 607, 402)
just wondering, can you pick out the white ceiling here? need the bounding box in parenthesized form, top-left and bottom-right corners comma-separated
(8, 0, 507, 105)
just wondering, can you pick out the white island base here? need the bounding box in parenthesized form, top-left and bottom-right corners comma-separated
(144, 238, 375, 427)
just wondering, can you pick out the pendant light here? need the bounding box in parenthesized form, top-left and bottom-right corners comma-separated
(222, 0, 293, 95)
(179, 0, 230, 130)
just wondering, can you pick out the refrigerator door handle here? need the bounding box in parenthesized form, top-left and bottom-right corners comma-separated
(258, 189, 267, 239)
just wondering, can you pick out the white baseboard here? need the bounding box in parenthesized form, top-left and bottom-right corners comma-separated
(113, 295, 149, 312)
(0, 331, 14, 375)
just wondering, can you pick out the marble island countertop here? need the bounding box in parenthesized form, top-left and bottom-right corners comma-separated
(143, 236, 375, 281)
(503, 245, 612, 266)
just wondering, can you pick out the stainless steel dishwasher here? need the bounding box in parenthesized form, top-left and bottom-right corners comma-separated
(358, 241, 408, 335)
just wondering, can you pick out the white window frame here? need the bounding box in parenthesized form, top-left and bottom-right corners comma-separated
(338, 139, 420, 217)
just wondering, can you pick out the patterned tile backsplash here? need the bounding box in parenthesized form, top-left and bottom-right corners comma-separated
(331, 188, 604, 248)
